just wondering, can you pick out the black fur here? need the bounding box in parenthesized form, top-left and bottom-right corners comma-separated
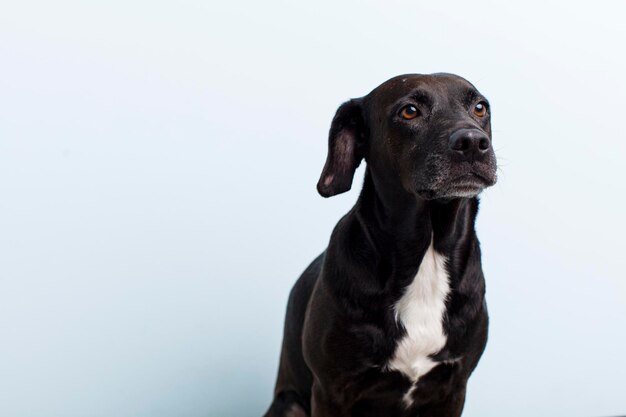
(264, 74, 497, 417)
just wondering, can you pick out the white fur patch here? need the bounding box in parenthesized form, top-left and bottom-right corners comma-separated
(386, 238, 450, 406)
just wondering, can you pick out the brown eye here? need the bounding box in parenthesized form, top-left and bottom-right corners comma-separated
(400, 105, 420, 120)
(473, 102, 487, 117)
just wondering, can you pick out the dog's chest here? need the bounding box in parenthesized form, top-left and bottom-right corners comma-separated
(386, 240, 450, 386)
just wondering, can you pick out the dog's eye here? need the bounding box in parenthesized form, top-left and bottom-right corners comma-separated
(473, 102, 488, 117)
(400, 105, 420, 120)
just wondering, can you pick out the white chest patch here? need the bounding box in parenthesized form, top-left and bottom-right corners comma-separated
(386, 239, 450, 404)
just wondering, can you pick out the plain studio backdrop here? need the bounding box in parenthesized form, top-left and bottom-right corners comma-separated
(1, 1, 625, 416)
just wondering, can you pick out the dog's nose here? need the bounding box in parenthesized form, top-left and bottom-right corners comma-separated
(448, 129, 491, 161)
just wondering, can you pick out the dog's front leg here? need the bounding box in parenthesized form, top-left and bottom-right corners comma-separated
(310, 381, 350, 417)
(416, 386, 467, 417)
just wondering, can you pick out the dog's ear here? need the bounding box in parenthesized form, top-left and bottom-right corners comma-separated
(317, 99, 365, 198)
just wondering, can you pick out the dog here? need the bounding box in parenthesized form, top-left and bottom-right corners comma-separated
(263, 73, 497, 417)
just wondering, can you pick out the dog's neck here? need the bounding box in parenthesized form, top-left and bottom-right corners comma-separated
(355, 168, 477, 261)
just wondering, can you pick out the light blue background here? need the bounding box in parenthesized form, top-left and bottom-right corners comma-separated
(1, 1, 625, 416)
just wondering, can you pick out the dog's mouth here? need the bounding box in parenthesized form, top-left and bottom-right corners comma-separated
(445, 177, 489, 197)
(452, 171, 495, 187)
(448, 170, 496, 193)
(418, 170, 497, 200)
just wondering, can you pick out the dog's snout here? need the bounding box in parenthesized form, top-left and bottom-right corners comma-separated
(448, 129, 491, 160)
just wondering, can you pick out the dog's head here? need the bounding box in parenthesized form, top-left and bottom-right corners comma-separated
(317, 73, 497, 200)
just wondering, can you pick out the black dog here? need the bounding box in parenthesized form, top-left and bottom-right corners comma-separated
(264, 73, 497, 417)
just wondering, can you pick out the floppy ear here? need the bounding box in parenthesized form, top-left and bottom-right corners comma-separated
(317, 99, 366, 197)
